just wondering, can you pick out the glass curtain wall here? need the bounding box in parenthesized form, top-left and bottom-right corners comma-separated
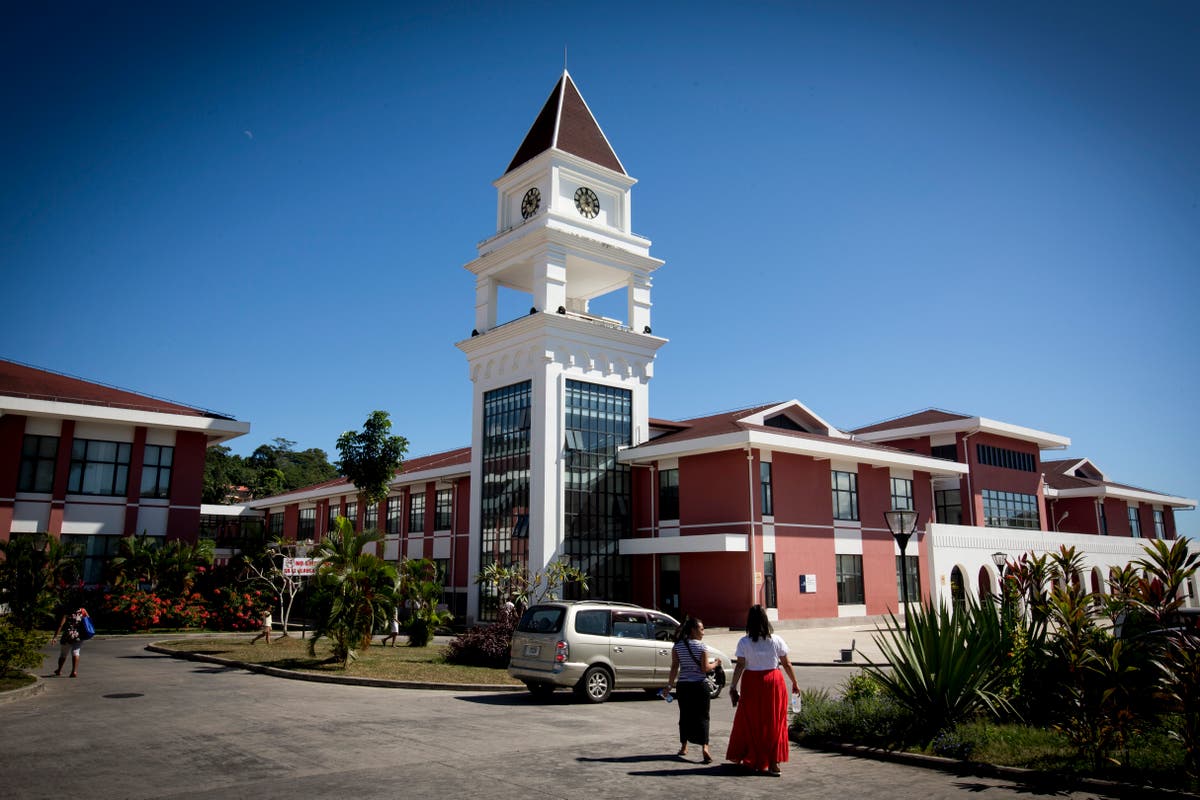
(479, 381, 532, 618)
(563, 379, 632, 603)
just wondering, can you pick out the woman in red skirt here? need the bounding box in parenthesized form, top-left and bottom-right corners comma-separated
(725, 604, 800, 775)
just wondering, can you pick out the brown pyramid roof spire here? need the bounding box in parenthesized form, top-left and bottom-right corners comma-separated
(506, 71, 625, 175)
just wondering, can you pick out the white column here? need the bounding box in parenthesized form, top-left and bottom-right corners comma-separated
(533, 246, 568, 314)
(629, 273, 652, 333)
(475, 276, 497, 333)
(466, 375, 485, 622)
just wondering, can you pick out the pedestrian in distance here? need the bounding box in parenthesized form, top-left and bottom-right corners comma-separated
(381, 609, 401, 647)
(725, 604, 801, 776)
(663, 615, 719, 764)
(53, 607, 89, 678)
(250, 608, 272, 644)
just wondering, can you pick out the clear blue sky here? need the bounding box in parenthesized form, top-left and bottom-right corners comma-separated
(3, 2, 1197, 534)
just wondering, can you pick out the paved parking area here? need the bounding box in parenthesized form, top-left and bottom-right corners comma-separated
(0, 636, 1127, 800)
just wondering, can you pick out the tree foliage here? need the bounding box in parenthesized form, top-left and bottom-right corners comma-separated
(0, 534, 80, 630)
(474, 559, 589, 612)
(203, 438, 338, 504)
(335, 411, 408, 506)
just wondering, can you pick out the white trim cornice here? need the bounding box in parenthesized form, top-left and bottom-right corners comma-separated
(1, 396, 249, 445)
(1049, 485, 1196, 510)
(854, 416, 1070, 450)
(619, 429, 969, 476)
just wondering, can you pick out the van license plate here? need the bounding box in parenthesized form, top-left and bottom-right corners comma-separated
(524, 645, 540, 657)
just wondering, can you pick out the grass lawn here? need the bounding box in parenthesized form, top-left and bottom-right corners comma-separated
(156, 634, 523, 685)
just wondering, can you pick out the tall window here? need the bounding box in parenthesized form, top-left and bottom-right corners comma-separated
(836, 554, 864, 604)
(763, 552, 777, 608)
(140, 445, 173, 499)
(18, 434, 58, 493)
(1099, 503, 1108, 536)
(363, 502, 378, 531)
(935, 489, 962, 524)
(1128, 506, 1141, 538)
(386, 496, 403, 535)
(327, 503, 340, 533)
(890, 477, 914, 511)
(564, 379, 633, 602)
(68, 439, 131, 496)
(480, 381, 532, 619)
(409, 493, 426, 535)
(982, 489, 1039, 529)
(831, 471, 858, 521)
(658, 469, 680, 520)
(896, 555, 920, 602)
(269, 513, 283, 537)
(435, 488, 453, 530)
(345, 502, 358, 530)
(298, 508, 316, 538)
(760, 462, 774, 516)
(1154, 510, 1166, 539)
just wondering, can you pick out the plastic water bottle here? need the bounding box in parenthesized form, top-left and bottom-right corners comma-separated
(659, 688, 675, 703)
(790, 691, 802, 713)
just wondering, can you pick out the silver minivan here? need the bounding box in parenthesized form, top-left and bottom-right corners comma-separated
(508, 601, 731, 703)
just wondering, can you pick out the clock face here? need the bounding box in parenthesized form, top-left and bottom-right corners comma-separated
(574, 186, 600, 219)
(520, 187, 540, 220)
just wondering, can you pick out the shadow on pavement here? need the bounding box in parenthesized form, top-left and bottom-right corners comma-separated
(577, 754, 681, 764)
(456, 691, 656, 706)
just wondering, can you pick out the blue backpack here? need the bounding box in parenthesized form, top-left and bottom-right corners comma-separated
(79, 616, 95, 640)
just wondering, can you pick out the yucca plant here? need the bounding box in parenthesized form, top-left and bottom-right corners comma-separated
(864, 596, 1011, 743)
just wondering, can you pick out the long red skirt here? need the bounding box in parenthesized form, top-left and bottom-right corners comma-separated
(725, 668, 789, 770)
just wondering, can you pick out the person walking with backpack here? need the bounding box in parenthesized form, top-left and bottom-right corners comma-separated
(53, 607, 90, 678)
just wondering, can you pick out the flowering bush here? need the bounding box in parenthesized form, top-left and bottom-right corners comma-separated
(206, 587, 269, 632)
(102, 589, 172, 631)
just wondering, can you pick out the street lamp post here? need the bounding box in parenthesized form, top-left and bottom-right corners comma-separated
(883, 508, 920, 628)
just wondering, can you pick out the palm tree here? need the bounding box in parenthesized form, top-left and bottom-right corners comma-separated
(108, 533, 161, 590)
(307, 517, 398, 666)
(0, 534, 80, 630)
(156, 539, 215, 597)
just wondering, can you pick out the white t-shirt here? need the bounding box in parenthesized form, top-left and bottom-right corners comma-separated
(735, 633, 788, 671)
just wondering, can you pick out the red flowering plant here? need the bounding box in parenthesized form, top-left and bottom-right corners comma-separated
(206, 587, 269, 631)
(101, 587, 211, 631)
(102, 588, 170, 631)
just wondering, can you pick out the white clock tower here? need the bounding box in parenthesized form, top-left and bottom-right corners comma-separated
(456, 71, 666, 619)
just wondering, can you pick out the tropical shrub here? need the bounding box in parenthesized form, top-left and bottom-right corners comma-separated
(207, 587, 269, 631)
(444, 613, 518, 668)
(0, 621, 49, 674)
(0, 533, 80, 630)
(398, 558, 452, 647)
(791, 687, 914, 748)
(865, 596, 1010, 742)
(307, 518, 397, 666)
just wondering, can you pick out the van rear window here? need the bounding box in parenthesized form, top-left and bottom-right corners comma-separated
(517, 606, 565, 634)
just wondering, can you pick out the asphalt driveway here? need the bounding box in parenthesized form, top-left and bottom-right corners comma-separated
(0, 636, 1130, 799)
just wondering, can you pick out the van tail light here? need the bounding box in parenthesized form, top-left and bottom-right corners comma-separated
(555, 640, 569, 663)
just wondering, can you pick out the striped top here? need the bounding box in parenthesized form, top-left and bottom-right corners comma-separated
(673, 639, 709, 683)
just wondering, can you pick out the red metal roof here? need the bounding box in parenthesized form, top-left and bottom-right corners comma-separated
(0, 358, 233, 419)
(850, 408, 971, 434)
(506, 72, 624, 175)
(263, 446, 473, 500)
